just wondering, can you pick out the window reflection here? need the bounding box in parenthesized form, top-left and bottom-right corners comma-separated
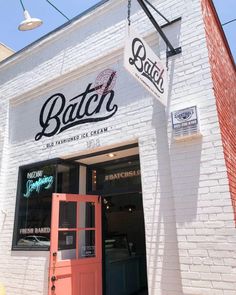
(59, 201, 77, 228)
(79, 230, 95, 258)
(58, 231, 76, 250)
(79, 202, 95, 228)
(58, 231, 76, 260)
(13, 160, 78, 250)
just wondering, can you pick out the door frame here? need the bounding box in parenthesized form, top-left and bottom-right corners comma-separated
(100, 191, 148, 295)
(49, 193, 102, 295)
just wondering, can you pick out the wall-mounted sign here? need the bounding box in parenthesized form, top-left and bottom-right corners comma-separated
(9, 69, 118, 145)
(45, 126, 110, 149)
(35, 69, 118, 141)
(124, 27, 167, 105)
(171, 106, 201, 140)
(171, 106, 198, 128)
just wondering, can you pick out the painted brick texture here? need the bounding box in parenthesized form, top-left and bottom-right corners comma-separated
(202, 0, 236, 222)
(0, 0, 236, 295)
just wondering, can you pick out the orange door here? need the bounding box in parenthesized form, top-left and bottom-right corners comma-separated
(48, 193, 102, 295)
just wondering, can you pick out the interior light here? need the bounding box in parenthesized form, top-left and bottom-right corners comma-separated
(124, 205, 135, 213)
(107, 153, 116, 158)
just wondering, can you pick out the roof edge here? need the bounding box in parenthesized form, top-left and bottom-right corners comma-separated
(0, 0, 111, 68)
(0, 43, 15, 53)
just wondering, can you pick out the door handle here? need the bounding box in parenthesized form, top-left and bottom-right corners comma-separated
(51, 276, 57, 282)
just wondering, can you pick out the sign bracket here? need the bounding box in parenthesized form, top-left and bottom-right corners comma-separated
(137, 0, 182, 57)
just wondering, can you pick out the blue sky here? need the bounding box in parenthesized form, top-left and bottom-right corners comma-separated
(213, 0, 236, 60)
(0, 0, 235, 60)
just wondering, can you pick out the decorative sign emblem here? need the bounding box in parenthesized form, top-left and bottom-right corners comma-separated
(174, 109, 194, 122)
(35, 69, 118, 141)
(95, 69, 117, 95)
(124, 26, 167, 105)
(171, 106, 198, 130)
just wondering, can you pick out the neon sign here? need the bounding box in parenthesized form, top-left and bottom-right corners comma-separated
(23, 175, 54, 198)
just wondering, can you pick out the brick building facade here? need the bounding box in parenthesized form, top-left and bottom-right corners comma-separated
(0, 0, 235, 294)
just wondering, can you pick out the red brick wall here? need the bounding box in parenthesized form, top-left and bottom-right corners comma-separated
(202, 0, 236, 222)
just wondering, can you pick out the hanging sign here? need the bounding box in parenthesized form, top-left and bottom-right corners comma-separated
(124, 26, 167, 105)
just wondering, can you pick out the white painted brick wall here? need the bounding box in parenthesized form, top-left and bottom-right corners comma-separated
(0, 0, 235, 294)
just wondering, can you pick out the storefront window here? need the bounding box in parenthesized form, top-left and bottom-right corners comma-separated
(12, 159, 78, 250)
(87, 157, 141, 194)
(57, 164, 78, 193)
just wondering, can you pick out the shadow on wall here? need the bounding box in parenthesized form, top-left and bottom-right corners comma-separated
(148, 56, 202, 295)
(166, 50, 202, 225)
(0, 211, 7, 233)
(10, 251, 49, 295)
(170, 137, 202, 224)
(0, 124, 8, 233)
(149, 104, 184, 295)
(0, 138, 3, 175)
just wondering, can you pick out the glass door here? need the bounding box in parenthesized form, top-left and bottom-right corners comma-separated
(49, 193, 102, 295)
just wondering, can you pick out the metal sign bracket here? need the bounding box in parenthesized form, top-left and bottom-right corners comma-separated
(137, 0, 182, 58)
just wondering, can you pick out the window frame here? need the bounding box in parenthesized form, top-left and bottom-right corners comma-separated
(86, 155, 142, 196)
(12, 158, 79, 251)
